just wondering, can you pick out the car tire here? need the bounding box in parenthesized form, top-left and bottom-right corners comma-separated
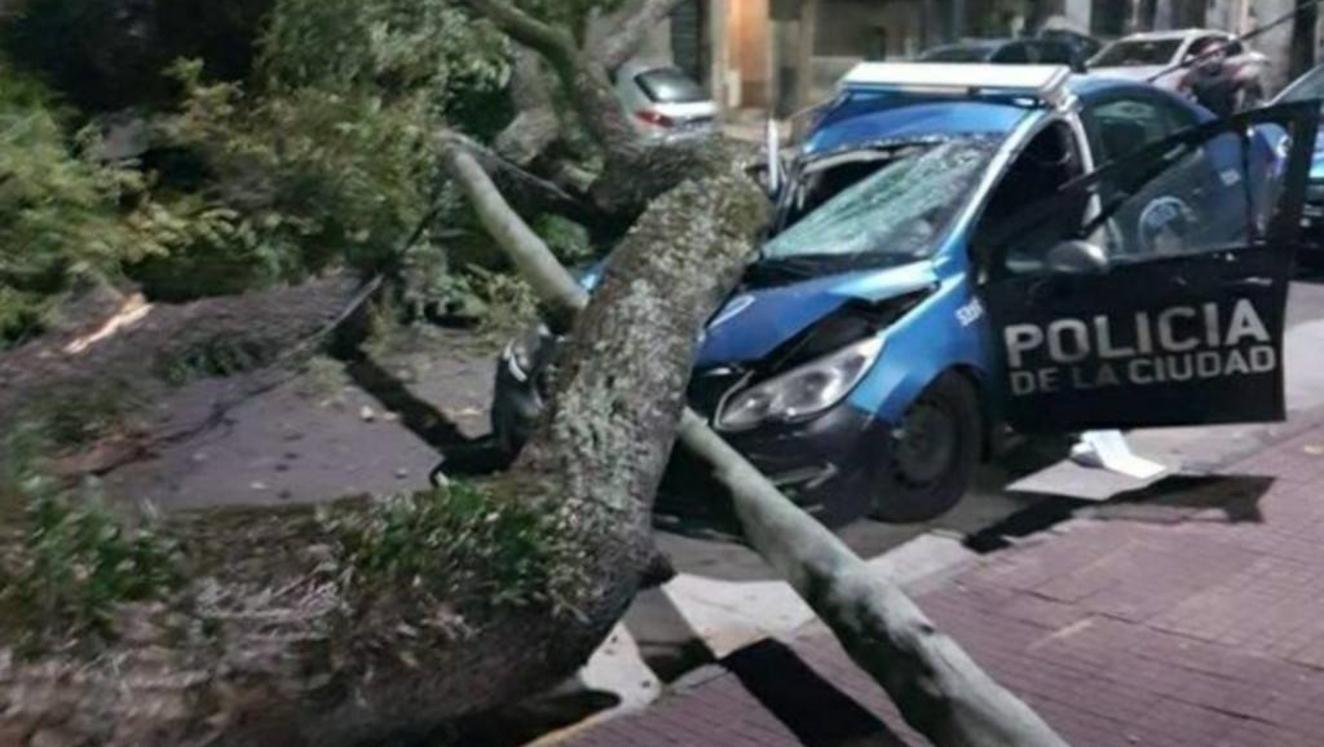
(868, 372, 982, 524)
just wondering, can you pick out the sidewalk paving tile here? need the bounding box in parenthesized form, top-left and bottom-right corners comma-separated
(562, 424, 1324, 746)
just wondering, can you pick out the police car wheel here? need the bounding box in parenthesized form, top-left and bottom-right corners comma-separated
(869, 372, 981, 523)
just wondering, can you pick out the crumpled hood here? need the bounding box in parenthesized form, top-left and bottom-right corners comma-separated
(694, 260, 937, 368)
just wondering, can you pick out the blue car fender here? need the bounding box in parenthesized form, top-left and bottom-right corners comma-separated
(848, 274, 994, 425)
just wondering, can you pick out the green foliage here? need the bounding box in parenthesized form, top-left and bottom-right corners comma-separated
(0, 73, 150, 345)
(0, 474, 181, 657)
(141, 0, 516, 299)
(151, 62, 435, 281)
(325, 481, 568, 609)
(535, 213, 594, 265)
(260, 0, 509, 110)
(18, 384, 135, 452)
(470, 265, 540, 340)
(0, 0, 599, 345)
(156, 332, 283, 386)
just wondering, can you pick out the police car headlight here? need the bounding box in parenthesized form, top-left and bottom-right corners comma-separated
(716, 336, 884, 431)
(504, 324, 548, 383)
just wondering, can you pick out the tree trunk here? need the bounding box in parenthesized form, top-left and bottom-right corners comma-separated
(456, 139, 1069, 746)
(445, 4, 1070, 737)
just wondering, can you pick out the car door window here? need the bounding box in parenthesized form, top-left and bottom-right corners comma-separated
(1099, 129, 1270, 261)
(976, 104, 1318, 432)
(1030, 41, 1073, 66)
(1088, 96, 1193, 165)
(992, 43, 1032, 63)
(986, 123, 1274, 274)
(973, 121, 1088, 272)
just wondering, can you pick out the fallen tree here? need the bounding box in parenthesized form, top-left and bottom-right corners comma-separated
(0, 1, 1068, 745)
(0, 147, 767, 747)
(445, 1, 1069, 743)
(442, 118, 1067, 747)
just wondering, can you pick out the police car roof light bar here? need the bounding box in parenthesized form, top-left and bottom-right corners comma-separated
(841, 63, 1073, 108)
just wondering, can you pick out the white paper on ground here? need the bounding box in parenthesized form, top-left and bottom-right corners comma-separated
(1070, 430, 1167, 480)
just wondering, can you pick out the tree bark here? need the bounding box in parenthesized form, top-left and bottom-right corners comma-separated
(447, 127, 1068, 745)
(437, 14, 1071, 731)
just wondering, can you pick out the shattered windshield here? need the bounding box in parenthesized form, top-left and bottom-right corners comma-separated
(763, 139, 997, 266)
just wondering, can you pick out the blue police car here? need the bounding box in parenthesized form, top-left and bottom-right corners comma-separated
(492, 63, 1317, 523)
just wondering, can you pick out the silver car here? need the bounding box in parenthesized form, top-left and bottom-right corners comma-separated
(613, 62, 719, 142)
(1089, 28, 1267, 99)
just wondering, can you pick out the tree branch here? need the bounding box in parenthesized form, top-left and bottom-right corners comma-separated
(465, 0, 577, 67)
(677, 413, 1068, 747)
(596, 0, 689, 73)
(465, 0, 641, 161)
(493, 47, 561, 167)
(441, 131, 598, 225)
(441, 144, 588, 330)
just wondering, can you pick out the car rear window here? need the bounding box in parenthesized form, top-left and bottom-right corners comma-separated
(920, 45, 994, 63)
(636, 68, 707, 103)
(1029, 41, 1074, 65)
(1092, 39, 1182, 67)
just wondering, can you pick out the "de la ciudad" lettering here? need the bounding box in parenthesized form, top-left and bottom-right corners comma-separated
(1004, 298, 1275, 396)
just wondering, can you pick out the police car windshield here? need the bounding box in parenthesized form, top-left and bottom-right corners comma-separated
(763, 138, 996, 267)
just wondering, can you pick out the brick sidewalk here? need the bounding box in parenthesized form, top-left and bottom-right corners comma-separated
(562, 424, 1324, 746)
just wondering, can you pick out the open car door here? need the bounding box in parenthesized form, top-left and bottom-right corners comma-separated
(979, 103, 1319, 432)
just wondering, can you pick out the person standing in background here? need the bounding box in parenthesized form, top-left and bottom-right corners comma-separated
(1178, 37, 1255, 117)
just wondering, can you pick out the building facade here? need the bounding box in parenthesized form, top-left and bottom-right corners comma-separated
(631, 0, 1320, 115)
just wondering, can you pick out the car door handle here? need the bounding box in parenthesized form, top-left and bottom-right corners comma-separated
(1224, 276, 1275, 291)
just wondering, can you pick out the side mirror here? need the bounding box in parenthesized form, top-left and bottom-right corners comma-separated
(1046, 240, 1109, 275)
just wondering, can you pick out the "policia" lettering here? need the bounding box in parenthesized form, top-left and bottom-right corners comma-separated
(1004, 298, 1274, 396)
